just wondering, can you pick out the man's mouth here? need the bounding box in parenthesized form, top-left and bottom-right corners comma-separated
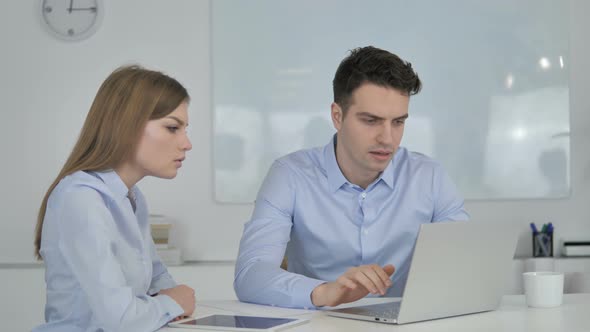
(370, 150, 392, 156)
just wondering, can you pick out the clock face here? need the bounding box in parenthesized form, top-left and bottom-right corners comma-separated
(41, 0, 104, 41)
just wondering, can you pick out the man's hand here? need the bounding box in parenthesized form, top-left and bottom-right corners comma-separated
(159, 284, 196, 317)
(311, 264, 395, 307)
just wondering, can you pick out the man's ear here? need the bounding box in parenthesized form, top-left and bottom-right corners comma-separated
(331, 102, 343, 131)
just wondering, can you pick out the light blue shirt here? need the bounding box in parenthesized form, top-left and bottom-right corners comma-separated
(234, 137, 469, 309)
(34, 170, 183, 332)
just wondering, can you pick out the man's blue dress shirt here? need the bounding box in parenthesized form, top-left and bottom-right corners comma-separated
(34, 170, 183, 332)
(234, 137, 469, 309)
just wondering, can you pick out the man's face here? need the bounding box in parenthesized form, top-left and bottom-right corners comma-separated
(331, 83, 409, 187)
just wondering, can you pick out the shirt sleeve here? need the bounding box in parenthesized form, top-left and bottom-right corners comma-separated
(56, 187, 184, 332)
(431, 164, 470, 222)
(148, 236, 178, 294)
(234, 161, 325, 309)
(133, 187, 178, 294)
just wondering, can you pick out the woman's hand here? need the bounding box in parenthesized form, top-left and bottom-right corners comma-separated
(159, 284, 196, 317)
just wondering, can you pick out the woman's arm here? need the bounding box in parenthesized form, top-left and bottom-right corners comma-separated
(56, 187, 184, 331)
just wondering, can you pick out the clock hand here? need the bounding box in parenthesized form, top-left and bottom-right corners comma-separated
(68, 0, 73, 13)
(70, 7, 97, 12)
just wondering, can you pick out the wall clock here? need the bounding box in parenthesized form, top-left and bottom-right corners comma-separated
(40, 0, 104, 41)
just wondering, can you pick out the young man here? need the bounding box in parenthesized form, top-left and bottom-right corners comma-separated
(234, 46, 469, 309)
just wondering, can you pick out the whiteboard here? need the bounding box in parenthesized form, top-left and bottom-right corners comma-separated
(212, 0, 570, 202)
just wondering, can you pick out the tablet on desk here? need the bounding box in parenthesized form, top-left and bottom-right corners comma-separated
(167, 314, 308, 331)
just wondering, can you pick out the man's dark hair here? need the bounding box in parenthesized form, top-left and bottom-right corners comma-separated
(333, 46, 422, 114)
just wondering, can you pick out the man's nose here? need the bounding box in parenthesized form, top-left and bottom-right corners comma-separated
(377, 123, 394, 145)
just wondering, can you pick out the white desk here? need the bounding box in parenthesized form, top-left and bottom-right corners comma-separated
(160, 294, 590, 332)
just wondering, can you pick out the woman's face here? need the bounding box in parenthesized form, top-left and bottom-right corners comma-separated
(132, 101, 192, 180)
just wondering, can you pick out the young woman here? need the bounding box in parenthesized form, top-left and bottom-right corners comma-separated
(33, 66, 195, 332)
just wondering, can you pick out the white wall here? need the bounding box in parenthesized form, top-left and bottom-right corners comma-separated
(0, 1, 589, 265)
(0, 0, 251, 263)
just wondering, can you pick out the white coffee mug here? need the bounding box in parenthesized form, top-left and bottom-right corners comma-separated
(523, 271, 564, 308)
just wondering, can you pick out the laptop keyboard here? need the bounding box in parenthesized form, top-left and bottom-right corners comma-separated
(334, 301, 402, 319)
(370, 302, 401, 319)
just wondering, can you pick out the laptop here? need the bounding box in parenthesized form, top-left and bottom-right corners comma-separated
(326, 221, 517, 324)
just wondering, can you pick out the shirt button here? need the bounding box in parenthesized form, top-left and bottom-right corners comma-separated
(363, 229, 369, 235)
(361, 193, 366, 199)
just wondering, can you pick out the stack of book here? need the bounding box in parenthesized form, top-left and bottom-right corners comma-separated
(562, 240, 590, 257)
(150, 215, 183, 266)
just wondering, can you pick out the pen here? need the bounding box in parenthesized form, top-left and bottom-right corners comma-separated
(530, 222, 539, 234)
(535, 233, 550, 256)
(541, 223, 548, 233)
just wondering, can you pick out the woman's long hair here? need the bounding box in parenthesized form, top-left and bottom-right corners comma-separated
(34, 65, 189, 259)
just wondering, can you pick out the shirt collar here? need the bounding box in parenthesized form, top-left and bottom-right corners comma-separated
(378, 156, 395, 190)
(91, 170, 135, 201)
(324, 135, 348, 193)
(323, 134, 395, 192)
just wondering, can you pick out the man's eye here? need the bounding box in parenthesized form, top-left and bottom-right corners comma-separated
(167, 126, 179, 133)
(364, 118, 376, 124)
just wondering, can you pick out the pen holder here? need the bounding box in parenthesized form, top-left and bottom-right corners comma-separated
(532, 232, 553, 257)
